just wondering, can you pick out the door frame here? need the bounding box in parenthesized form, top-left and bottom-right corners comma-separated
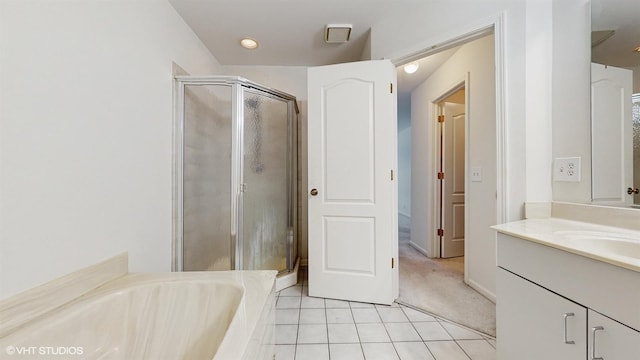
(432, 79, 469, 261)
(391, 14, 506, 298)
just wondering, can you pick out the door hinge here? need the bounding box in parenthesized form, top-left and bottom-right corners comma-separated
(437, 228, 444, 237)
(390, 83, 393, 93)
(391, 170, 394, 180)
(437, 172, 444, 180)
(240, 183, 247, 192)
(392, 257, 395, 269)
(438, 115, 445, 123)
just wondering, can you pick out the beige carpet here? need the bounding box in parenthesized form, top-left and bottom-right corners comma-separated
(397, 219, 496, 336)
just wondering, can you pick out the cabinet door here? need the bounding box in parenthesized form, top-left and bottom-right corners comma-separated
(497, 268, 587, 360)
(588, 310, 640, 360)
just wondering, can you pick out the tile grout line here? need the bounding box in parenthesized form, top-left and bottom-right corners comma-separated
(374, 303, 402, 359)
(348, 299, 367, 360)
(400, 305, 438, 360)
(436, 318, 473, 360)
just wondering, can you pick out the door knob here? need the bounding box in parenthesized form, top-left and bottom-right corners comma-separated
(310, 188, 318, 196)
(627, 187, 639, 195)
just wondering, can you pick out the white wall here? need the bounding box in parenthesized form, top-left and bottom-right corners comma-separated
(371, 0, 529, 226)
(410, 36, 497, 297)
(398, 104, 412, 217)
(551, 0, 591, 203)
(222, 66, 309, 260)
(0, 0, 222, 299)
(370, 0, 594, 298)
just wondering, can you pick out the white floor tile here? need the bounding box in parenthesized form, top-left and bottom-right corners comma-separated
(440, 322, 485, 340)
(280, 286, 303, 297)
(457, 340, 496, 360)
(276, 324, 298, 344)
(349, 301, 375, 308)
(384, 322, 421, 342)
(275, 344, 296, 360)
(326, 308, 354, 323)
(402, 307, 438, 322)
(356, 323, 391, 343)
(297, 324, 328, 344)
(299, 308, 326, 324)
(378, 307, 409, 322)
(277, 296, 302, 309)
(425, 341, 470, 360)
(393, 341, 435, 360)
(325, 298, 350, 308)
(413, 322, 453, 341)
(295, 344, 329, 360)
(301, 296, 325, 308)
(362, 342, 400, 360)
(276, 309, 300, 325)
(329, 343, 365, 360)
(327, 323, 360, 343)
(352, 308, 382, 323)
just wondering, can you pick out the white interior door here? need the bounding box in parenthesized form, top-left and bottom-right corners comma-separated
(591, 63, 633, 204)
(308, 60, 397, 305)
(441, 103, 465, 258)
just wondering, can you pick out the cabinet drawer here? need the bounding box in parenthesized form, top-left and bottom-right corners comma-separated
(497, 233, 640, 331)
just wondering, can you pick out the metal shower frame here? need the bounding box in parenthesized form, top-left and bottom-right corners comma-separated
(172, 76, 299, 273)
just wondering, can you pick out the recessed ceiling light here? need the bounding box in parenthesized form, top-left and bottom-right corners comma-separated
(240, 38, 258, 49)
(404, 63, 419, 74)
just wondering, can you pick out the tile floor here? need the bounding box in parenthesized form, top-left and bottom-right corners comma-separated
(275, 279, 496, 360)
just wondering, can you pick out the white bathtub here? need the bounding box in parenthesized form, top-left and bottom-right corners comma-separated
(0, 271, 276, 360)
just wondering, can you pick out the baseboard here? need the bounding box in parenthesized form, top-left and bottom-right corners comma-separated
(467, 278, 496, 303)
(408, 241, 429, 257)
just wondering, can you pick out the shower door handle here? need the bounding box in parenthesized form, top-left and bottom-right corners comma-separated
(310, 188, 318, 196)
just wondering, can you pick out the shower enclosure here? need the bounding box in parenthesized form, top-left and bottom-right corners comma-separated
(173, 76, 298, 274)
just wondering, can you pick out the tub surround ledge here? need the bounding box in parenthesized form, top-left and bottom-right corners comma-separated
(0, 253, 277, 360)
(0, 252, 128, 338)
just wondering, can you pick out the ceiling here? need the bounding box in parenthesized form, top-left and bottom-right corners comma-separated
(591, 0, 640, 68)
(168, 0, 412, 66)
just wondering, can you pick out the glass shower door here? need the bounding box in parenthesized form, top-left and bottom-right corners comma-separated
(242, 90, 289, 271)
(182, 84, 233, 271)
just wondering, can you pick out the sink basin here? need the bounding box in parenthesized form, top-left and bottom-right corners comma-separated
(554, 230, 640, 259)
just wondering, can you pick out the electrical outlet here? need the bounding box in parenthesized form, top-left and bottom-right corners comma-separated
(554, 157, 581, 182)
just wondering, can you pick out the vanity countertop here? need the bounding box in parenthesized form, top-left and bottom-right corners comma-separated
(492, 218, 640, 273)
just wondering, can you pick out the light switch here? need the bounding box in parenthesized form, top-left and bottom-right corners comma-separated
(471, 167, 482, 182)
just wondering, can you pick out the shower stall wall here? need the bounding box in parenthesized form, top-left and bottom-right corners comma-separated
(173, 76, 298, 274)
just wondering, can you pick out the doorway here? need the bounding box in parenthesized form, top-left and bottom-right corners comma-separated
(436, 87, 466, 258)
(394, 31, 497, 336)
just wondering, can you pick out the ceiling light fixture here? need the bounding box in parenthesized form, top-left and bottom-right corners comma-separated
(634, 46, 640, 53)
(404, 63, 419, 74)
(240, 38, 259, 50)
(325, 24, 352, 43)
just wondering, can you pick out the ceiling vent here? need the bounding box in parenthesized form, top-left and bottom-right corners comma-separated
(591, 30, 615, 48)
(325, 24, 352, 43)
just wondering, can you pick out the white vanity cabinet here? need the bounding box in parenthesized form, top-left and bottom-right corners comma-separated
(588, 310, 640, 360)
(496, 232, 640, 360)
(497, 268, 587, 359)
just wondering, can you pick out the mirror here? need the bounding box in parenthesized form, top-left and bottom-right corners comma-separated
(591, 0, 640, 206)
